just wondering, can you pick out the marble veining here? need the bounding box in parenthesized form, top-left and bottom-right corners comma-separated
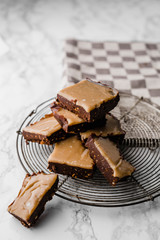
(67, 205, 98, 240)
(0, 0, 160, 239)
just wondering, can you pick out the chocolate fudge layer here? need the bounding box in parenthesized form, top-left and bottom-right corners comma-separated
(23, 113, 70, 144)
(8, 172, 58, 227)
(48, 136, 94, 179)
(51, 103, 105, 133)
(57, 79, 119, 122)
(80, 113, 125, 142)
(86, 136, 135, 186)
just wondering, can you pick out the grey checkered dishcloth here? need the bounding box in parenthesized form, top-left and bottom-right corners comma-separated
(62, 39, 160, 106)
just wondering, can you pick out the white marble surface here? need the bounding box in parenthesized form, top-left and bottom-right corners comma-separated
(0, 0, 160, 239)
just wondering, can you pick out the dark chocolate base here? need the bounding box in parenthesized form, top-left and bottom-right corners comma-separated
(48, 162, 94, 179)
(8, 173, 59, 228)
(23, 129, 71, 145)
(85, 137, 119, 186)
(57, 93, 119, 122)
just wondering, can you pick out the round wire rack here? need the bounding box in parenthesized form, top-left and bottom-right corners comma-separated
(16, 93, 160, 207)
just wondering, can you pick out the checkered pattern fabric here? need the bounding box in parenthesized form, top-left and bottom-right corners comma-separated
(63, 39, 160, 106)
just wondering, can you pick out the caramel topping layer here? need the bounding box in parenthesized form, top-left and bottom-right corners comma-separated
(80, 114, 124, 140)
(55, 107, 85, 125)
(48, 136, 94, 169)
(8, 172, 57, 222)
(94, 137, 134, 178)
(23, 113, 61, 136)
(58, 80, 118, 112)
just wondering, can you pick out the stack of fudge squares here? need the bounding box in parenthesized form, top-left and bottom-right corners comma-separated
(8, 79, 135, 227)
(23, 79, 135, 186)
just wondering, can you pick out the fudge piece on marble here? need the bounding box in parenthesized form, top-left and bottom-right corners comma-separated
(8, 172, 58, 227)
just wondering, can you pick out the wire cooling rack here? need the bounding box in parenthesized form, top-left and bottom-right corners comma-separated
(16, 93, 160, 207)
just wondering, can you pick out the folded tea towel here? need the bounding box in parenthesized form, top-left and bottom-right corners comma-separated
(62, 39, 160, 106)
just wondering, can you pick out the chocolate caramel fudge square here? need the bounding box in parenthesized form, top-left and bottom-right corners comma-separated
(48, 136, 94, 179)
(80, 113, 125, 142)
(57, 79, 119, 122)
(86, 136, 135, 186)
(8, 172, 58, 227)
(51, 102, 106, 133)
(23, 113, 70, 145)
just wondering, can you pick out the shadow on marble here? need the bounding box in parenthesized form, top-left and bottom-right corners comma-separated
(33, 199, 63, 229)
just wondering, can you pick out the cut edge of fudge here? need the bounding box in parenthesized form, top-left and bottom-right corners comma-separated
(23, 128, 69, 145)
(57, 79, 120, 122)
(85, 136, 135, 186)
(22, 113, 71, 145)
(50, 101, 106, 133)
(48, 162, 94, 179)
(7, 172, 58, 228)
(48, 135, 94, 179)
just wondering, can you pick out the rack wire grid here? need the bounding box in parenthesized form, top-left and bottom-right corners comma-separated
(16, 92, 160, 207)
